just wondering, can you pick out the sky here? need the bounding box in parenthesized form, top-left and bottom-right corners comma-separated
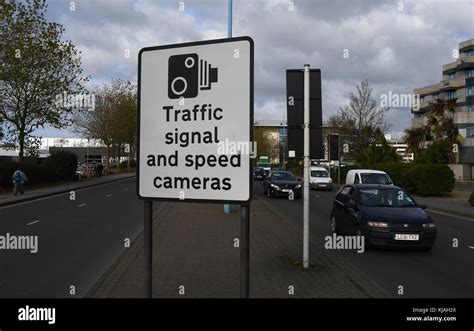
(38, 0, 474, 138)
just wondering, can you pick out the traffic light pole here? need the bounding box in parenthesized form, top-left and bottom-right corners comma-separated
(303, 64, 310, 269)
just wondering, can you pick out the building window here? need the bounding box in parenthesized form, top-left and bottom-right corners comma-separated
(467, 87, 473, 96)
(468, 105, 473, 112)
(420, 95, 425, 102)
(466, 69, 474, 78)
(467, 127, 474, 138)
(433, 94, 439, 100)
(449, 73, 455, 80)
(447, 91, 456, 99)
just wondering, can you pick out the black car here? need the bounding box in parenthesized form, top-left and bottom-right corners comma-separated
(253, 167, 265, 180)
(263, 171, 302, 199)
(330, 184, 436, 250)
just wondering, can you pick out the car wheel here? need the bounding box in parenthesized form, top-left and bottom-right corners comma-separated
(330, 215, 338, 234)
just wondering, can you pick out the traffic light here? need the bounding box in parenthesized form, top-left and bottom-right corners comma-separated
(329, 134, 339, 161)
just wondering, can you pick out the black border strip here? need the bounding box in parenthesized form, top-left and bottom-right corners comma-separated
(136, 36, 254, 204)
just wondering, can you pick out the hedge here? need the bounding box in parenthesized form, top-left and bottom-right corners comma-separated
(469, 192, 474, 207)
(0, 151, 77, 191)
(40, 151, 78, 180)
(365, 163, 455, 196)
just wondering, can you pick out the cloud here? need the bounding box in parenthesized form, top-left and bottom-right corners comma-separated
(38, 0, 473, 138)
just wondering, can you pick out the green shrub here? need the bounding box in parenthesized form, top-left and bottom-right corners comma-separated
(468, 192, 474, 206)
(40, 151, 78, 180)
(363, 163, 455, 196)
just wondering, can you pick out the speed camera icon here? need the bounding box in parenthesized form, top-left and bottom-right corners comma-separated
(168, 53, 218, 99)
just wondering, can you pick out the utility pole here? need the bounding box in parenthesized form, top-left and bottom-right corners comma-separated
(303, 64, 310, 269)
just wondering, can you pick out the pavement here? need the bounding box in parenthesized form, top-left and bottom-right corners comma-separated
(414, 193, 474, 218)
(87, 198, 388, 298)
(0, 172, 135, 207)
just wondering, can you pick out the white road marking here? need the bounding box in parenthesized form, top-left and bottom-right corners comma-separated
(106, 194, 112, 197)
(26, 220, 40, 226)
(78, 203, 86, 207)
(314, 195, 320, 198)
(468, 246, 474, 249)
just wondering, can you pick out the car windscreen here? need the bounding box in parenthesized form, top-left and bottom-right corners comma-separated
(272, 172, 296, 181)
(311, 170, 329, 177)
(358, 188, 416, 207)
(360, 173, 392, 185)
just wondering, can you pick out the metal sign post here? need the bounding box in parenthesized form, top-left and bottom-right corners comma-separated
(240, 203, 250, 297)
(303, 64, 310, 269)
(144, 200, 153, 297)
(137, 36, 253, 298)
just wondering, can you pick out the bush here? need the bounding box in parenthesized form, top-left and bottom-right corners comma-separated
(468, 192, 474, 206)
(40, 151, 78, 180)
(368, 163, 455, 196)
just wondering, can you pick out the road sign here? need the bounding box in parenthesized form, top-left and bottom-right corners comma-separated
(286, 69, 323, 159)
(137, 37, 254, 203)
(329, 134, 339, 161)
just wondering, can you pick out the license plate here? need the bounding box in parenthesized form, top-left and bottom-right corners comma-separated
(282, 189, 291, 192)
(319, 184, 326, 187)
(394, 234, 419, 241)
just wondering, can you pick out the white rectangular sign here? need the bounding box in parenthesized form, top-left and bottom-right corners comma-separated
(137, 37, 254, 203)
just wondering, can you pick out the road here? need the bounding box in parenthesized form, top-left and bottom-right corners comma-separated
(1, 177, 472, 298)
(253, 180, 474, 298)
(0, 177, 146, 298)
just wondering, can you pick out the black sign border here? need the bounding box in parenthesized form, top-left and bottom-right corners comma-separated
(137, 36, 254, 204)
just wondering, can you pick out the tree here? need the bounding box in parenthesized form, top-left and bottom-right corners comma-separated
(425, 99, 458, 144)
(327, 80, 390, 158)
(415, 139, 452, 164)
(74, 79, 137, 173)
(404, 126, 426, 155)
(0, 0, 88, 160)
(110, 81, 137, 172)
(356, 131, 401, 167)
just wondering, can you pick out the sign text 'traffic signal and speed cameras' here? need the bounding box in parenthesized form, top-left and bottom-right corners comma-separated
(137, 37, 254, 203)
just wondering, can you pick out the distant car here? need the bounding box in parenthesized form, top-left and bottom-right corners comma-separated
(263, 170, 302, 199)
(253, 167, 265, 180)
(75, 165, 87, 180)
(310, 166, 332, 190)
(330, 184, 436, 250)
(346, 169, 393, 185)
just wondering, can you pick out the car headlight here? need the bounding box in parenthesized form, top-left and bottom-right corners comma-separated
(295, 184, 301, 189)
(367, 221, 388, 228)
(423, 223, 436, 228)
(328, 179, 332, 183)
(270, 183, 280, 189)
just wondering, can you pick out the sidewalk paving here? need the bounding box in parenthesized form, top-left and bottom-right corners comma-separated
(87, 197, 389, 298)
(414, 194, 474, 218)
(0, 172, 135, 207)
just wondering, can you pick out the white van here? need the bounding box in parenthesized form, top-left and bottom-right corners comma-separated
(310, 166, 332, 190)
(345, 169, 393, 185)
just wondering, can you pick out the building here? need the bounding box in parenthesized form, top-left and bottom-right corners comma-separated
(411, 38, 474, 179)
(0, 137, 106, 163)
(384, 133, 414, 163)
(253, 120, 287, 165)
